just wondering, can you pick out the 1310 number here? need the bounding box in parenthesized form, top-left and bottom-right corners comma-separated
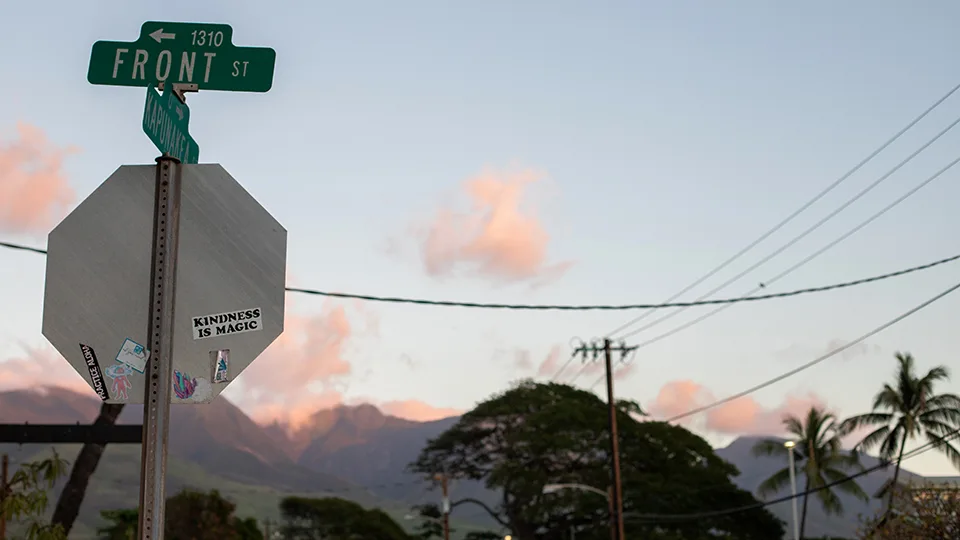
(191, 30, 224, 47)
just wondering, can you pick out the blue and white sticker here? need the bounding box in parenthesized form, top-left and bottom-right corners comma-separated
(115, 338, 149, 373)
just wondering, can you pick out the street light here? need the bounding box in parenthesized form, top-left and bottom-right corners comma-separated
(784, 440, 800, 540)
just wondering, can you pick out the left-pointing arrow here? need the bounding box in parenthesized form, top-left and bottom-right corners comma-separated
(149, 28, 176, 43)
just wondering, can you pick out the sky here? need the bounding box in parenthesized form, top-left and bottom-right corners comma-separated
(1, 1, 960, 476)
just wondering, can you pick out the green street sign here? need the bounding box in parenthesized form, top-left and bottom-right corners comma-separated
(88, 21, 276, 92)
(142, 84, 200, 164)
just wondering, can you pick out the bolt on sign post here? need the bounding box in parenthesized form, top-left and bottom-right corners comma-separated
(41, 20, 283, 540)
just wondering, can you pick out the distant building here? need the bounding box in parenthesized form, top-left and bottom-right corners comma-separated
(873, 475, 960, 500)
(865, 476, 960, 536)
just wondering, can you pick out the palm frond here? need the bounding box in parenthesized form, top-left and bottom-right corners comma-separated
(919, 418, 956, 438)
(783, 415, 804, 439)
(924, 393, 960, 410)
(919, 365, 950, 388)
(810, 472, 844, 516)
(756, 467, 793, 499)
(924, 431, 960, 471)
(822, 450, 863, 472)
(839, 412, 893, 433)
(871, 384, 903, 412)
(919, 406, 960, 427)
(894, 352, 915, 377)
(806, 407, 838, 448)
(852, 424, 891, 454)
(752, 439, 789, 458)
(822, 467, 869, 502)
(877, 423, 904, 460)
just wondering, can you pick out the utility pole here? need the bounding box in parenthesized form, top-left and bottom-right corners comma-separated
(263, 518, 272, 540)
(573, 338, 636, 540)
(607, 487, 615, 540)
(435, 473, 451, 540)
(1, 454, 8, 540)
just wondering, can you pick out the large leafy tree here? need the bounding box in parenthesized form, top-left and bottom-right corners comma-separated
(279, 496, 411, 539)
(51, 402, 125, 535)
(840, 352, 960, 510)
(97, 488, 263, 540)
(753, 406, 867, 539)
(409, 380, 784, 540)
(0, 452, 69, 540)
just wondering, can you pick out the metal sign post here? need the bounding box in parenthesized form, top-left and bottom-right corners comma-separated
(137, 155, 182, 538)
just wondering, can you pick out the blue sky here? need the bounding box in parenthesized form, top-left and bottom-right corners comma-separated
(1, 1, 959, 476)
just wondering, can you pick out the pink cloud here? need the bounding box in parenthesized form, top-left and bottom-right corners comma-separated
(509, 345, 565, 378)
(647, 379, 828, 436)
(535, 346, 563, 376)
(379, 400, 462, 422)
(415, 167, 573, 284)
(0, 123, 77, 236)
(560, 357, 605, 384)
(0, 345, 96, 397)
(229, 300, 376, 430)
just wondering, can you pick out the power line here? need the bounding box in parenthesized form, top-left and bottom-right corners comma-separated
(553, 252, 959, 383)
(661, 279, 960, 424)
(607, 111, 960, 342)
(603, 81, 960, 341)
(0, 241, 46, 255)
(3, 240, 956, 312)
(584, 150, 960, 389)
(628, 426, 960, 522)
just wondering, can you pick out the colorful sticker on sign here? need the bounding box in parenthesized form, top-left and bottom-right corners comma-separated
(79, 343, 110, 401)
(192, 307, 263, 340)
(115, 338, 149, 373)
(212, 350, 229, 383)
(103, 363, 134, 401)
(173, 370, 197, 399)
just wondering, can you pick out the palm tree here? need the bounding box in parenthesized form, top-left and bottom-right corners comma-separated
(839, 352, 960, 511)
(753, 406, 867, 539)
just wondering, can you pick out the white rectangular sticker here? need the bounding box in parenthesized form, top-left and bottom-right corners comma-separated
(192, 308, 262, 340)
(212, 349, 229, 383)
(116, 338, 149, 373)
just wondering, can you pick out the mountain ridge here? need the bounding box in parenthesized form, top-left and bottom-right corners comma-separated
(0, 386, 930, 538)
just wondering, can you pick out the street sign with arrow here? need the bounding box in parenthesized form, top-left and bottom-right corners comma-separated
(87, 21, 276, 92)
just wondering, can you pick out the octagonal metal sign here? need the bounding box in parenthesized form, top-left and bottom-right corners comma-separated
(42, 164, 286, 404)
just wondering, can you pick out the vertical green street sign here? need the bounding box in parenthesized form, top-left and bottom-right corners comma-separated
(88, 21, 276, 92)
(142, 84, 199, 164)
